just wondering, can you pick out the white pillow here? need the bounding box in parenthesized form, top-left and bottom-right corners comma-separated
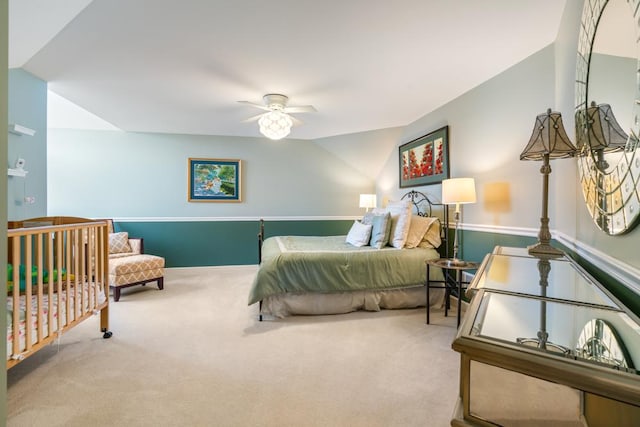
(345, 220, 373, 247)
(405, 215, 435, 249)
(385, 200, 412, 248)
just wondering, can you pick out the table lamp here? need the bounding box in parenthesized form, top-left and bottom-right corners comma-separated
(520, 109, 577, 258)
(359, 194, 376, 212)
(442, 177, 476, 264)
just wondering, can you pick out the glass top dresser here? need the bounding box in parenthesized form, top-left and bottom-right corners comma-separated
(451, 246, 640, 426)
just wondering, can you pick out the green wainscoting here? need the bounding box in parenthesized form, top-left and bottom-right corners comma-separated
(458, 229, 537, 264)
(570, 252, 640, 318)
(114, 219, 353, 268)
(112, 221, 639, 317)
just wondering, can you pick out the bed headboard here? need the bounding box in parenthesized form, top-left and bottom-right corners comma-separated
(401, 190, 439, 217)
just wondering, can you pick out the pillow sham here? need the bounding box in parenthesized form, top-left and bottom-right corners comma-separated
(109, 232, 132, 254)
(417, 218, 442, 249)
(385, 200, 412, 249)
(345, 220, 373, 247)
(405, 215, 435, 249)
(362, 212, 392, 249)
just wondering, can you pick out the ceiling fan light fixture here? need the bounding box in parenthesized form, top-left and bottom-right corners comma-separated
(258, 110, 293, 140)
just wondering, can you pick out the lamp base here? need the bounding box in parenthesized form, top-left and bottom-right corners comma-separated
(527, 242, 564, 258)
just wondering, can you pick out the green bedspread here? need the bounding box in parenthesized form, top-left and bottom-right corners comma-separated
(248, 235, 441, 305)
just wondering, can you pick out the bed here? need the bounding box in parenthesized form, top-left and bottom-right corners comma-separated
(249, 191, 449, 319)
(6, 217, 112, 368)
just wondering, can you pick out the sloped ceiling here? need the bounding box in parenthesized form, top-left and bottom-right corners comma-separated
(9, 0, 567, 140)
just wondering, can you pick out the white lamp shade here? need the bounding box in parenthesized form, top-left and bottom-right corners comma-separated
(442, 178, 476, 205)
(359, 194, 377, 209)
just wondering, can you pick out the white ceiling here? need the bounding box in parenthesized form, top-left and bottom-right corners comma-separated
(9, 0, 567, 140)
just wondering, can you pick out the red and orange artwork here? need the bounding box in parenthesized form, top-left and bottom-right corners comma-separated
(434, 138, 443, 175)
(399, 126, 448, 188)
(403, 142, 435, 179)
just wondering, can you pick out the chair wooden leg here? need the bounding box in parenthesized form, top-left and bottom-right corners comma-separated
(113, 287, 121, 302)
(157, 277, 164, 290)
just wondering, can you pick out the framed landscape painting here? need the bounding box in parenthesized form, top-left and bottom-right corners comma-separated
(399, 126, 450, 188)
(188, 158, 242, 202)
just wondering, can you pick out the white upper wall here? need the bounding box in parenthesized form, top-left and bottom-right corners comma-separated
(377, 45, 556, 233)
(47, 90, 119, 131)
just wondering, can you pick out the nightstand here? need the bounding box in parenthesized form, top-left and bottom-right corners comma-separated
(426, 258, 479, 327)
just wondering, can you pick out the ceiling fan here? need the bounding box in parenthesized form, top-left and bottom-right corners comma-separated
(238, 94, 317, 140)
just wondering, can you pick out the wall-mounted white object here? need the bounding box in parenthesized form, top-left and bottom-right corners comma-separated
(7, 158, 28, 177)
(8, 123, 36, 136)
(7, 169, 28, 177)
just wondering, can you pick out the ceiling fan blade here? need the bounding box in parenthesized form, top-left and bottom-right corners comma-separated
(242, 113, 266, 123)
(284, 105, 317, 113)
(238, 100, 270, 111)
(290, 115, 304, 126)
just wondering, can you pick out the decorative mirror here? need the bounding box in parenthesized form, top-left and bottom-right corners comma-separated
(575, 318, 634, 370)
(575, 0, 640, 235)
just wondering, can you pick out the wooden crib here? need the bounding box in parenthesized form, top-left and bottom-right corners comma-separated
(6, 217, 112, 369)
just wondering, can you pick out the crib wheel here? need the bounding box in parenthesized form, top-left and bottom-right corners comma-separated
(102, 328, 113, 339)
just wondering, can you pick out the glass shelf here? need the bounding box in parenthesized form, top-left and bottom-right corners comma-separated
(470, 252, 617, 309)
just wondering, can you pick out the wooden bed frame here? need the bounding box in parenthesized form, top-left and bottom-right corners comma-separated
(254, 190, 449, 320)
(6, 217, 112, 368)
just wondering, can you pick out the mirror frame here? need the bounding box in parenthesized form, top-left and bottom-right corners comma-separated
(575, 0, 640, 235)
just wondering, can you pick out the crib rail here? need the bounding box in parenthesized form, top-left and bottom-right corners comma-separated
(6, 219, 110, 368)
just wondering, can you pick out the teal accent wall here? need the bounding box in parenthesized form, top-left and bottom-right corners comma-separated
(566, 249, 640, 318)
(461, 230, 536, 264)
(8, 69, 47, 220)
(261, 220, 352, 239)
(121, 216, 639, 317)
(114, 219, 352, 267)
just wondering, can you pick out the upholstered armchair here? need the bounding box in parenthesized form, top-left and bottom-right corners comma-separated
(107, 221, 165, 302)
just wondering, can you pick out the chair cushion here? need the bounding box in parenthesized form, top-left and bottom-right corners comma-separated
(110, 268, 164, 287)
(109, 254, 165, 287)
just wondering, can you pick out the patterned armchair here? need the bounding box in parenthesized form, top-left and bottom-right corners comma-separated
(107, 221, 165, 302)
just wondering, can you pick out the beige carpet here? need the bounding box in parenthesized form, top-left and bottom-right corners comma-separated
(7, 266, 460, 427)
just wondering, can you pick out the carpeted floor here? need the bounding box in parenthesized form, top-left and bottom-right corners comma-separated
(7, 266, 460, 427)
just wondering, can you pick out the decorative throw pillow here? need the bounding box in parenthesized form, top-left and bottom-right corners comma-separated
(363, 212, 391, 249)
(385, 200, 412, 248)
(418, 218, 442, 249)
(345, 220, 373, 247)
(405, 215, 435, 249)
(109, 232, 132, 254)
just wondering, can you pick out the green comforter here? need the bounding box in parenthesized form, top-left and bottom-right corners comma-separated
(248, 235, 441, 305)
